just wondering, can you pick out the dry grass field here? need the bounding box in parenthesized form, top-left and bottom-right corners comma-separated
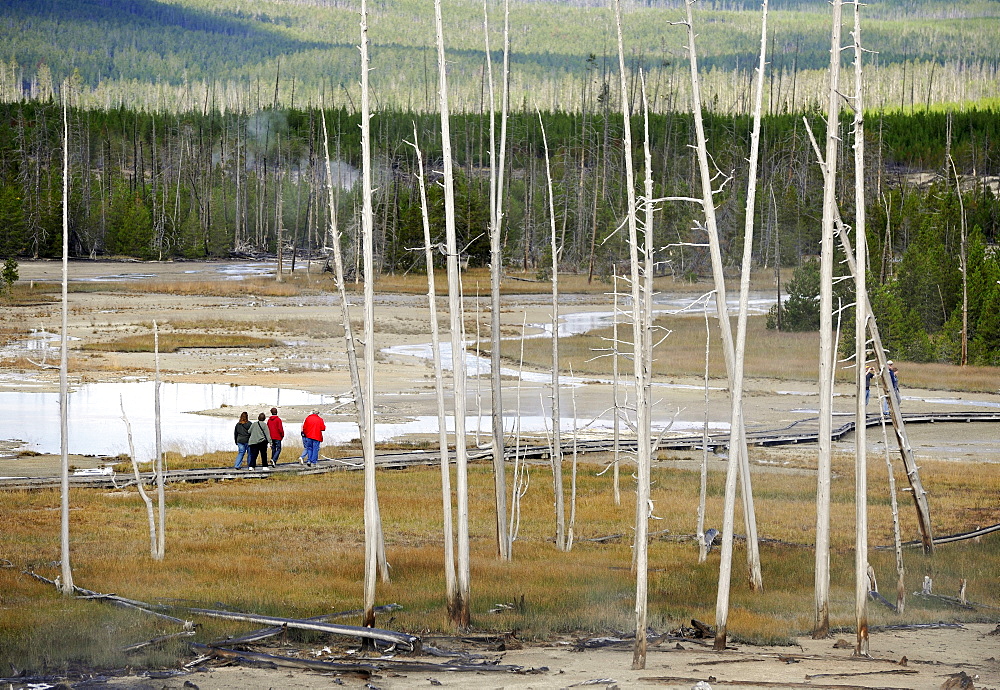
(1, 452, 998, 673)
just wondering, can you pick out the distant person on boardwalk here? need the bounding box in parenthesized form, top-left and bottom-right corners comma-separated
(864, 366, 876, 406)
(233, 411, 251, 469)
(301, 409, 326, 467)
(882, 360, 901, 415)
(247, 412, 272, 469)
(267, 407, 285, 465)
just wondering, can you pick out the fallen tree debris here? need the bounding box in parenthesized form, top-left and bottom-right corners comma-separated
(211, 603, 404, 647)
(804, 669, 919, 680)
(192, 643, 544, 675)
(184, 607, 420, 652)
(641, 676, 912, 689)
(123, 630, 196, 653)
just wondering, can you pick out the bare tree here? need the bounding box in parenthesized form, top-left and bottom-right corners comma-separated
(851, 0, 870, 656)
(538, 111, 566, 552)
(59, 84, 74, 595)
(407, 124, 459, 618)
(358, 0, 387, 629)
(612, 0, 654, 669)
(435, 0, 472, 628)
(154, 320, 165, 560)
(121, 397, 157, 558)
(814, 0, 844, 640)
(484, 0, 512, 561)
(713, 0, 769, 650)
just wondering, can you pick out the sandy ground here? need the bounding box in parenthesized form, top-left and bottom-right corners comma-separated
(3, 260, 1000, 689)
(95, 623, 1000, 689)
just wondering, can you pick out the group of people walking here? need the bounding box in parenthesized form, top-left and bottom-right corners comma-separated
(233, 407, 326, 469)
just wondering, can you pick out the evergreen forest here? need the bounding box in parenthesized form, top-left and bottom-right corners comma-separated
(1, 100, 999, 365)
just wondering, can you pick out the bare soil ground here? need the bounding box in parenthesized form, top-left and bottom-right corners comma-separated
(3, 260, 999, 689)
(98, 624, 1000, 689)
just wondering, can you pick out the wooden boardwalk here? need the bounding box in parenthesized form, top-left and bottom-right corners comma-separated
(3, 410, 999, 492)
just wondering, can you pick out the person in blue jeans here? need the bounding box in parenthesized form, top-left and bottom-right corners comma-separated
(301, 409, 326, 466)
(233, 411, 251, 468)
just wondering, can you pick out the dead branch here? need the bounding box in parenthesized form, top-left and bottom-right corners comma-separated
(184, 607, 420, 651)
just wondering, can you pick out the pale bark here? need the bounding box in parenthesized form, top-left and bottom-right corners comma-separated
(714, 0, 769, 649)
(698, 298, 711, 564)
(121, 397, 157, 558)
(59, 86, 74, 595)
(484, 0, 511, 561)
(154, 320, 165, 560)
(359, 0, 388, 628)
(612, 0, 652, 669)
(947, 152, 968, 367)
(612, 272, 621, 507)
(407, 125, 458, 618)
(877, 409, 906, 613)
(508, 313, 529, 543)
(813, 0, 843, 641)
(567, 367, 579, 551)
(538, 111, 566, 552)
(851, 0, 870, 656)
(435, 0, 471, 628)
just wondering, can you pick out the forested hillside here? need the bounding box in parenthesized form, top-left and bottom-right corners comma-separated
(1, 0, 998, 113)
(1, 100, 998, 363)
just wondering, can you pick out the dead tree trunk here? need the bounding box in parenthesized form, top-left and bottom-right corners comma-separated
(154, 320, 165, 560)
(435, 0, 471, 629)
(121, 397, 157, 558)
(613, 0, 653, 669)
(714, 0, 770, 650)
(851, 0, 870, 656)
(358, 0, 387, 629)
(484, 0, 512, 562)
(538, 111, 566, 552)
(59, 85, 74, 595)
(812, 0, 843, 641)
(408, 125, 459, 620)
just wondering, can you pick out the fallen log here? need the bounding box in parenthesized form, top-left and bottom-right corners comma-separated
(641, 676, 911, 689)
(212, 603, 404, 647)
(184, 607, 420, 652)
(24, 571, 193, 629)
(805, 670, 919, 680)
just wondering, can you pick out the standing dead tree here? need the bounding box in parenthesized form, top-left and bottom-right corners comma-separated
(538, 111, 566, 552)
(120, 396, 157, 558)
(612, 0, 654, 669)
(59, 82, 74, 595)
(850, 0, 870, 656)
(813, 0, 843, 641)
(713, 0, 770, 651)
(153, 320, 165, 560)
(435, 0, 472, 629)
(358, 0, 389, 629)
(406, 125, 459, 620)
(484, 0, 512, 561)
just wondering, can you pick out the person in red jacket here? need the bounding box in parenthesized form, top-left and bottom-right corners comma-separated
(301, 409, 326, 467)
(267, 407, 285, 465)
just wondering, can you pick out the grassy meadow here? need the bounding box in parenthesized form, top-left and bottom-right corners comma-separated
(1, 451, 998, 673)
